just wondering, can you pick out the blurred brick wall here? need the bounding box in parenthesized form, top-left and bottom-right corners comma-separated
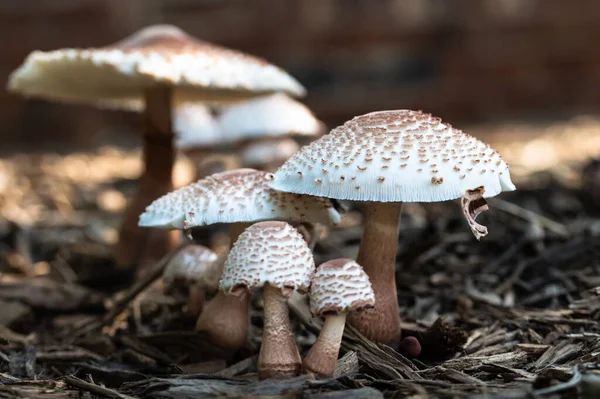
(2, 0, 600, 151)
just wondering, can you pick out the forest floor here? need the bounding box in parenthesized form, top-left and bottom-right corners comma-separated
(0, 141, 599, 398)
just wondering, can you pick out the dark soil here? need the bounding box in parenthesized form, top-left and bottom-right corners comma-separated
(0, 149, 599, 398)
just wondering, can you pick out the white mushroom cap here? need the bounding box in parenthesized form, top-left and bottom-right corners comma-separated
(163, 245, 220, 288)
(240, 138, 300, 168)
(7, 25, 305, 109)
(270, 110, 516, 203)
(218, 93, 324, 142)
(138, 168, 341, 229)
(309, 259, 375, 317)
(174, 103, 225, 150)
(220, 221, 314, 296)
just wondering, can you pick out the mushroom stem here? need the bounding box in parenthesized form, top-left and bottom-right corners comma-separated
(302, 312, 346, 378)
(259, 283, 301, 379)
(192, 222, 253, 349)
(186, 282, 205, 317)
(294, 222, 320, 251)
(230, 222, 252, 244)
(116, 86, 180, 270)
(195, 290, 249, 349)
(347, 201, 403, 347)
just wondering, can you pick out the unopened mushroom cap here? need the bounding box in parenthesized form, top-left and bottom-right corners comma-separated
(220, 221, 314, 296)
(163, 245, 220, 288)
(270, 110, 516, 203)
(309, 259, 375, 316)
(240, 138, 300, 168)
(219, 93, 324, 142)
(174, 103, 224, 150)
(138, 168, 341, 229)
(8, 24, 305, 109)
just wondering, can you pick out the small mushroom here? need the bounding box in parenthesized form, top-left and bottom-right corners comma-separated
(270, 110, 516, 346)
(220, 221, 314, 379)
(163, 244, 220, 317)
(302, 259, 374, 378)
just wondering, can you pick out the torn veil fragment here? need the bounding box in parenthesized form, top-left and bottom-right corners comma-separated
(461, 186, 490, 240)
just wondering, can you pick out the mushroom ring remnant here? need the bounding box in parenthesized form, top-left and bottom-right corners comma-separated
(460, 186, 490, 240)
(220, 221, 315, 380)
(268, 109, 516, 346)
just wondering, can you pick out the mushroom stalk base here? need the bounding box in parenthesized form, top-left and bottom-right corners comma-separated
(192, 222, 252, 349)
(186, 282, 205, 317)
(195, 290, 250, 349)
(259, 283, 301, 380)
(302, 313, 346, 378)
(347, 201, 403, 347)
(115, 86, 180, 271)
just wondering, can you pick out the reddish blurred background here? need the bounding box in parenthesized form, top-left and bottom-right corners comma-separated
(1, 0, 600, 153)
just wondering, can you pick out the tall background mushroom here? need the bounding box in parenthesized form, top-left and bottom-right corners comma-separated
(7, 24, 306, 271)
(270, 109, 516, 347)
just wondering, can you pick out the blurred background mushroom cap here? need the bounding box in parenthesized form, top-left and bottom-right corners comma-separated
(240, 138, 300, 169)
(218, 93, 324, 142)
(7, 24, 306, 110)
(174, 103, 225, 151)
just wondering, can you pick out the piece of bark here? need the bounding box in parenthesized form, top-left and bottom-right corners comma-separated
(0, 278, 104, 311)
(8, 346, 36, 379)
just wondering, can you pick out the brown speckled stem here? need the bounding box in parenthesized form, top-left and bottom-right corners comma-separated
(347, 201, 403, 347)
(302, 313, 346, 378)
(259, 283, 302, 379)
(194, 222, 252, 349)
(115, 86, 180, 271)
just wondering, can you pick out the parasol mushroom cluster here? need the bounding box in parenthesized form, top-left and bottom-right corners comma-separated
(139, 108, 515, 379)
(9, 23, 519, 380)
